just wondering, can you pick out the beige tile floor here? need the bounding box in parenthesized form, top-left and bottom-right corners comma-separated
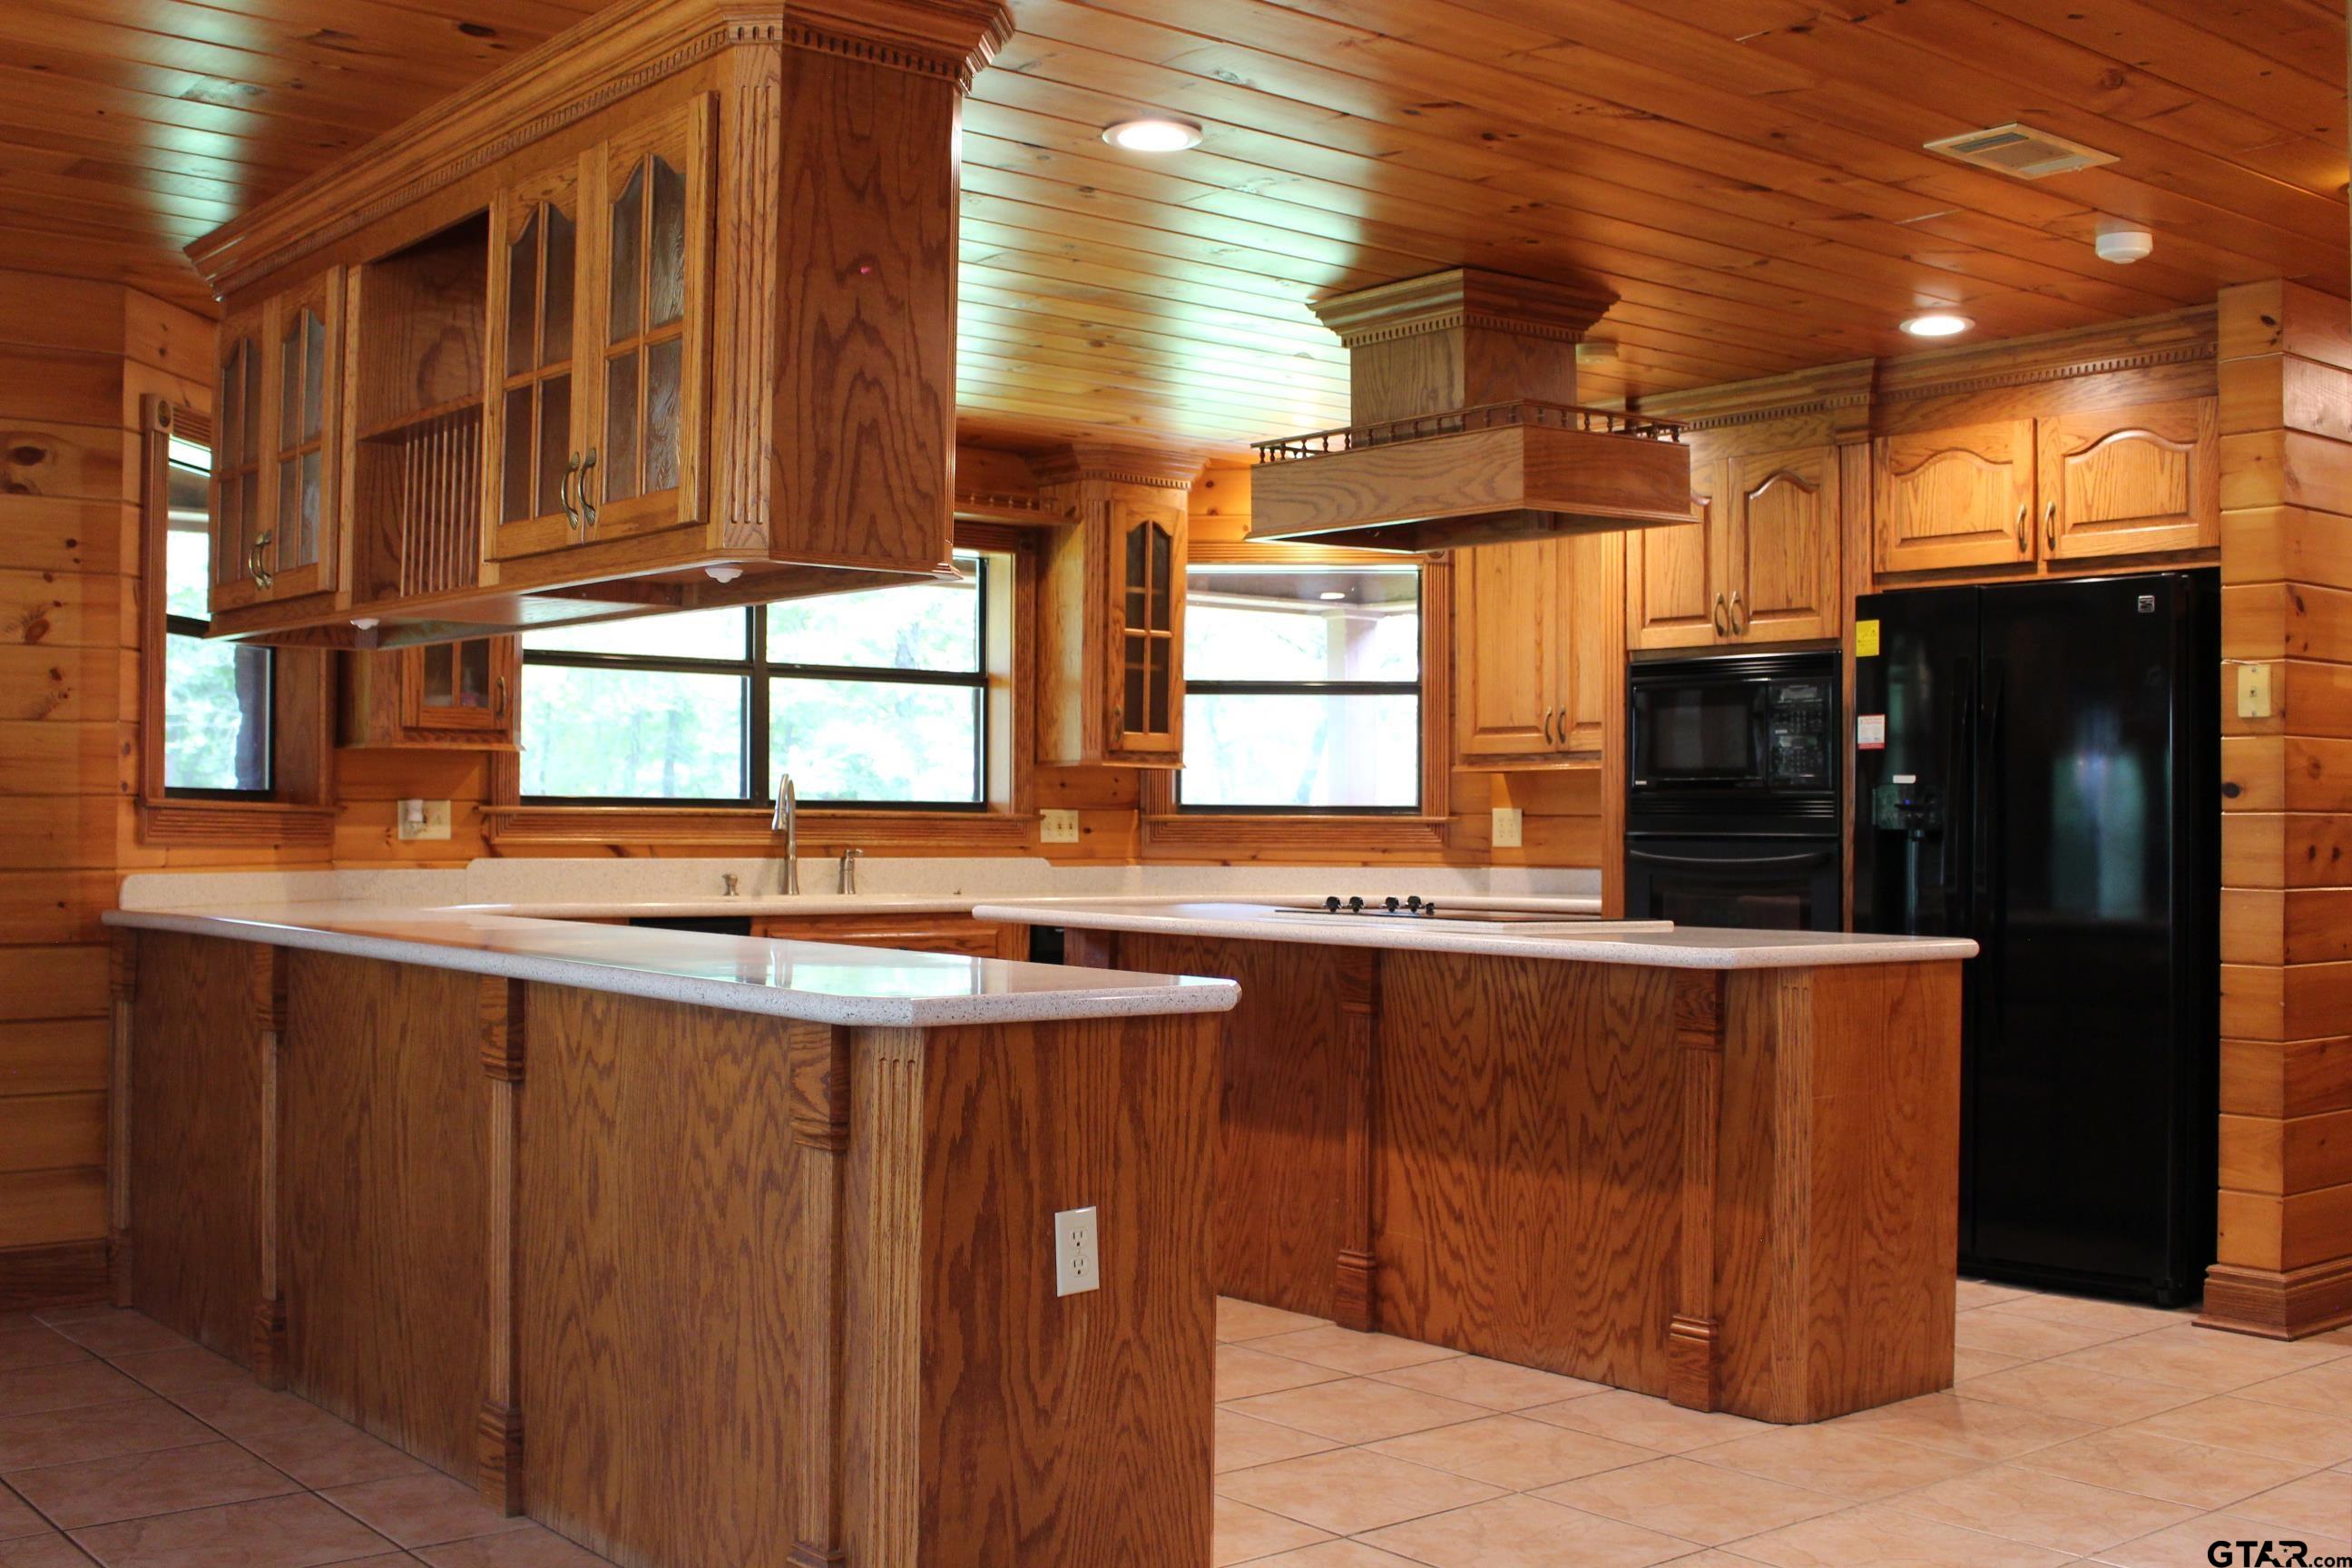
(5, 1287, 2347, 1567)
(1212, 1284, 2352, 1568)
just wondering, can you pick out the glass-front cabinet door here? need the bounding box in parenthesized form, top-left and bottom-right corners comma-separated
(1110, 498, 1183, 759)
(407, 635, 516, 738)
(583, 97, 710, 542)
(211, 270, 343, 611)
(210, 305, 267, 612)
(485, 156, 589, 563)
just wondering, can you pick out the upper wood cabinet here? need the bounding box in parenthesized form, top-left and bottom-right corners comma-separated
(2037, 400, 2219, 560)
(1624, 462, 1726, 650)
(1871, 399, 2217, 576)
(1729, 446, 1840, 642)
(340, 636, 519, 750)
(1630, 445, 1839, 649)
(189, 0, 1006, 648)
(1037, 458, 1193, 768)
(1457, 530, 1620, 764)
(211, 271, 345, 614)
(1874, 420, 2034, 573)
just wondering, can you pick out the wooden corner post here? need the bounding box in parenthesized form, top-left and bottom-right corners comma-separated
(787, 1023, 853, 1568)
(478, 977, 527, 1514)
(1667, 969, 1727, 1410)
(250, 946, 289, 1387)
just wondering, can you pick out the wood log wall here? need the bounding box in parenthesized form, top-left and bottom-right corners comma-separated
(2208, 280, 2352, 1338)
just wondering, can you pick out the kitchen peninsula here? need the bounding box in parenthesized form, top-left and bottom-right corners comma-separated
(978, 899, 1978, 1425)
(98, 903, 1236, 1568)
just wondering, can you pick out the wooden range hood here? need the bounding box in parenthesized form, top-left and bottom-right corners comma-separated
(1247, 270, 1693, 552)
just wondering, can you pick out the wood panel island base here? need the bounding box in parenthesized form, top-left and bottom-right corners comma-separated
(103, 907, 1238, 1568)
(981, 904, 1975, 1426)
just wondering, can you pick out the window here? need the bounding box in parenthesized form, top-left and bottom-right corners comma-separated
(520, 554, 988, 807)
(1178, 564, 1421, 811)
(160, 429, 274, 795)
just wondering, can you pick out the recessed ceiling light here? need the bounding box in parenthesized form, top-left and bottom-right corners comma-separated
(1900, 312, 1975, 338)
(1318, 590, 1348, 601)
(1102, 118, 1202, 152)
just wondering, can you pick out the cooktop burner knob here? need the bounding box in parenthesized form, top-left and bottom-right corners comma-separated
(1423, 901, 1438, 918)
(1405, 896, 1424, 912)
(1384, 897, 1401, 912)
(1324, 896, 1343, 913)
(1346, 897, 1365, 914)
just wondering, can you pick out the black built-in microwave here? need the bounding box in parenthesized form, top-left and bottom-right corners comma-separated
(1627, 651, 1838, 821)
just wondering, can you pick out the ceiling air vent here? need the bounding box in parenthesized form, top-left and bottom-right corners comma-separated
(1924, 122, 2117, 180)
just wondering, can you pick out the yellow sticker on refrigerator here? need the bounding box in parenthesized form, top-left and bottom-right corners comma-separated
(1854, 618, 1880, 658)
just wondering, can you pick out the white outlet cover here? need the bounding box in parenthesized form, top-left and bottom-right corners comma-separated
(1492, 806, 1524, 848)
(1054, 1206, 1099, 1297)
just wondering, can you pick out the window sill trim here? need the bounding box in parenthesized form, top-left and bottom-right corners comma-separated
(484, 805, 1034, 850)
(139, 799, 338, 848)
(1141, 813, 1452, 856)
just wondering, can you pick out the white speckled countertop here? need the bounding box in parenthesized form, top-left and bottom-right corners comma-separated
(102, 905, 1237, 1028)
(973, 899, 1979, 970)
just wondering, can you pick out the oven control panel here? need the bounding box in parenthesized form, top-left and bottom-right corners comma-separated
(1766, 681, 1831, 788)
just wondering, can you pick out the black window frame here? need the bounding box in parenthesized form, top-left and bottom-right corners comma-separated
(162, 426, 277, 801)
(520, 554, 990, 810)
(1175, 564, 1424, 817)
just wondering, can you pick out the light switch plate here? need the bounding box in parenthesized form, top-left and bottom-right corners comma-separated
(1492, 807, 1524, 848)
(2237, 662, 2273, 720)
(396, 799, 452, 842)
(1054, 1206, 1099, 1297)
(1040, 808, 1081, 844)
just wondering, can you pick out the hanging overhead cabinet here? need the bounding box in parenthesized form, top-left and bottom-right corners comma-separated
(186, 0, 1013, 649)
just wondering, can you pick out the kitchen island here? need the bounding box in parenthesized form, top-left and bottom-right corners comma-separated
(101, 904, 1237, 1568)
(977, 899, 1978, 1425)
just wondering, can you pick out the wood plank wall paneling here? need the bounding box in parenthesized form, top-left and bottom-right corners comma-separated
(2208, 280, 2352, 1339)
(0, 267, 325, 1292)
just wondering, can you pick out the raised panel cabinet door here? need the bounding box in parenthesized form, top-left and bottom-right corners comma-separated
(485, 154, 591, 564)
(1558, 529, 1622, 754)
(256, 270, 347, 603)
(1872, 419, 2034, 573)
(579, 96, 714, 545)
(1108, 496, 1184, 760)
(209, 304, 270, 613)
(1455, 536, 1564, 760)
(1728, 445, 1840, 642)
(2037, 398, 2219, 560)
(1624, 459, 1725, 651)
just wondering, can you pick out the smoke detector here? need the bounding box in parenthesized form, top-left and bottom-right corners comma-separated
(2094, 218, 2154, 265)
(1924, 122, 2118, 180)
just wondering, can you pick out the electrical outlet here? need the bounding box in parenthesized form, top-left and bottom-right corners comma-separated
(2237, 662, 2274, 720)
(1040, 808, 1081, 844)
(1491, 806, 1524, 848)
(396, 799, 452, 842)
(1054, 1206, 1099, 1297)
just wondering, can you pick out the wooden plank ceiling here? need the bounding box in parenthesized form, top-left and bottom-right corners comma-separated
(4, 0, 2343, 457)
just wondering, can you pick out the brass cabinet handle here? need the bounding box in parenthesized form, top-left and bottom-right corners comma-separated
(2043, 500, 2057, 554)
(579, 447, 600, 531)
(250, 530, 274, 591)
(1542, 706, 1557, 747)
(495, 676, 508, 719)
(2016, 502, 2029, 552)
(1730, 590, 1747, 636)
(560, 455, 582, 532)
(1711, 593, 1729, 635)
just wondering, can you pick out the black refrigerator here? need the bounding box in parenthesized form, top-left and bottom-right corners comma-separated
(1851, 572, 2218, 1306)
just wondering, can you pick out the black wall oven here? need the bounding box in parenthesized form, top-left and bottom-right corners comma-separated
(1625, 650, 1841, 932)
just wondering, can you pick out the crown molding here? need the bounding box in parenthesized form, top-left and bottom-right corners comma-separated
(1630, 359, 1877, 432)
(1032, 441, 1205, 490)
(1311, 268, 1616, 348)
